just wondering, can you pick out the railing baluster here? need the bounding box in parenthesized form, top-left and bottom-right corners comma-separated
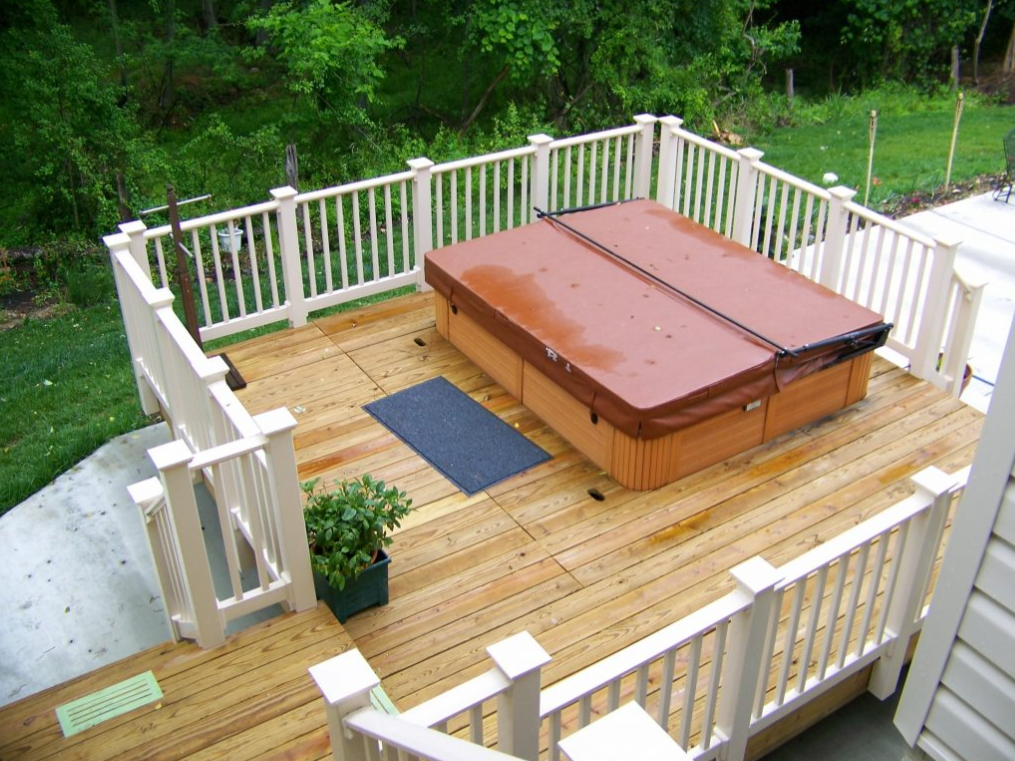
(680, 636, 702, 747)
(301, 202, 317, 298)
(576, 144, 585, 207)
(353, 192, 364, 284)
(369, 187, 380, 281)
(209, 225, 230, 322)
(550, 149, 560, 212)
(337, 196, 349, 290)
(319, 199, 333, 294)
(400, 181, 410, 272)
(796, 567, 828, 694)
(244, 216, 263, 313)
(818, 553, 851, 679)
(435, 172, 444, 249)
(385, 183, 395, 276)
(857, 530, 890, 656)
(480, 164, 487, 237)
(190, 230, 212, 326)
(466, 168, 473, 241)
(700, 622, 727, 750)
(450, 171, 459, 245)
(693, 145, 706, 223)
(837, 542, 870, 669)
(507, 158, 515, 229)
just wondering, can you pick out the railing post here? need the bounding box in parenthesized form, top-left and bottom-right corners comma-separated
(310, 649, 380, 761)
(655, 116, 683, 208)
(105, 232, 162, 416)
(632, 114, 657, 199)
(127, 477, 181, 640)
(868, 466, 959, 699)
(254, 407, 316, 613)
(528, 134, 553, 222)
(149, 439, 225, 649)
(942, 273, 986, 396)
(716, 556, 782, 761)
(818, 186, 857, 291)
(487, 632, 552, 761)
(732, 148, 765, 247)
(270, 186, 309, 328)
(119, 220, 152, 281)
(408, 157, 435, 290)
(911, 235, 961, 382)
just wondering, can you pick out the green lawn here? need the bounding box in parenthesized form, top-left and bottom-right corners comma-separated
(0, 303, 150, 515)
(751, 95, 1014, 208)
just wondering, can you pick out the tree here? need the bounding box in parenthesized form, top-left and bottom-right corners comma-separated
(247, 0, 402, 127)
(0, 0, 156, 241)
(839, 0, 980, 86)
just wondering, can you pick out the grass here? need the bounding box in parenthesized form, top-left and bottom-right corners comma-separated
(751, 92, 1014, 208)
(0, 302, 150, 516)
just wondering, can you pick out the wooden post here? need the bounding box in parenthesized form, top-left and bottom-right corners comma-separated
(149, 439, 224, 649)
(911, 235, 961, 382)
(732, 148, 765, 247)
(527, 134, 553, 222)
(716, 556, 782, 761)
(254, 407, 316, 613)
(944, 93, 964, 191)
(869, 467, 959, 699)
(864, 110, 878, 207)
(655, 116, 683, 209)
(285, 143, 300, 191)
(487, 632, 552, 761)
(408, 158, 435, 289)
(310, 649, 380, 761)
(167, 184, 203, 348)
(270, 186, 309, 328)
(820, 186, 857, 292)
(633, 114, 657, 199)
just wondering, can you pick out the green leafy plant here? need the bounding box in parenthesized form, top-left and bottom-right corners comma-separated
(302, 474, 412, 591)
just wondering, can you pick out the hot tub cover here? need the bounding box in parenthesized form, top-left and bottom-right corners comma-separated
(425, 200, 888, 438)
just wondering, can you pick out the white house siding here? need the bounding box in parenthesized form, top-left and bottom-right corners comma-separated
(894, 319, 1015, 761)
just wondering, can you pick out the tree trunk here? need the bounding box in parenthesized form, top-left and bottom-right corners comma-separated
(108, 0, 128, 90)
(256, 0, 276, 45)
(411, 0, 426, 110)
(973, 0, 993, 85)
(950, 45, 960, 90)
(461, 65, 509, 133)
(160, 0, 175, 111)
(116, 172, 132, 223)
(202, 0, 218, 33)
(1005, 13, 1015, 73)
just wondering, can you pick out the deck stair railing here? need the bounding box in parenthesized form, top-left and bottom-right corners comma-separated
(108, 232, 316, 648)
(310, 465, 968, 761)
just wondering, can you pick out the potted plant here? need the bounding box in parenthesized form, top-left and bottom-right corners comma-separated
(302, 474, 413, 623)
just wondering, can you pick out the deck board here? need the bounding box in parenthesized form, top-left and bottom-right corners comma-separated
(0, 291, 983, 760)
(0, 604, 351, 761)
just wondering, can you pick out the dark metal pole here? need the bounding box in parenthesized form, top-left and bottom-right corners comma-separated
(167, 184, 203, 349)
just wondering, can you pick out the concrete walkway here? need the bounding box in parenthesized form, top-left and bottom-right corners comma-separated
(1, 193, 1011, 715)
(0, 423, 172, 706)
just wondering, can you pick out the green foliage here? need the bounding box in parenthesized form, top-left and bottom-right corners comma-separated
(839, 0, 980, 86)
(61, 259, 115, 308)
(471, 0, 561, 81)
(246, 0, 402, 122)
(302, 475, 413, 591)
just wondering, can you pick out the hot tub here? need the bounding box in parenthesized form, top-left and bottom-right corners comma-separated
(424, 200, 888, 490)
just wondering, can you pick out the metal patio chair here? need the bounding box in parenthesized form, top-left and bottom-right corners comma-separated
(995, 126, 1015, 203)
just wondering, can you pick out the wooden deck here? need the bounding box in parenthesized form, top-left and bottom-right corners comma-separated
(230, 291, 982, 711)
(0, 603, 352, 761)
(0, 291, 983, 760)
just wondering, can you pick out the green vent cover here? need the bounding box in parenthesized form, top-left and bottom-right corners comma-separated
(56, 670, 163, 738)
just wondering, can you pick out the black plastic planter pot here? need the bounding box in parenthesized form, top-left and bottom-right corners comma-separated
(313, 550, 391, 624)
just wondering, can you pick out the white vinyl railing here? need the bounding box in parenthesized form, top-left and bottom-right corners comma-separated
(311, 466, 968, 761)
(108, 232, 315, 649)
(115, 115, 980, 399)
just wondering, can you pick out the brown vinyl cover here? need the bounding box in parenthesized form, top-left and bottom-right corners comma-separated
(424, 200, 885, 438)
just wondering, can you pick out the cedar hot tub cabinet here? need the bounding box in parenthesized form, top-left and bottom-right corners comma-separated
(425, 200, 889, 491)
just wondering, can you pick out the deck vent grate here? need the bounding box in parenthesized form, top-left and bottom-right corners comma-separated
(55, 670, 163, 738)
